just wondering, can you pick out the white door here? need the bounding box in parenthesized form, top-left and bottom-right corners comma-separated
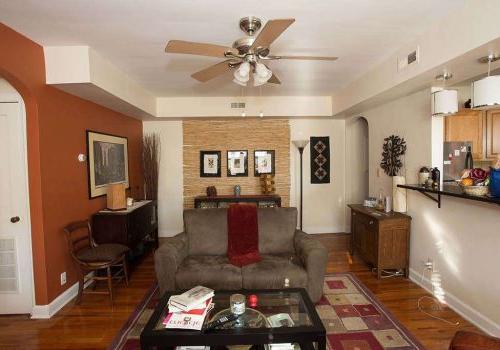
(0, 101, 33, 314)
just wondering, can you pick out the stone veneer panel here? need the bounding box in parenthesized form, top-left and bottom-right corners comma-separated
(183, 119, 290, 208)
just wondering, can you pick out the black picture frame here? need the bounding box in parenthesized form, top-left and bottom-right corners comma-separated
(227, 150, 248, 177)
(200, 150, 221, 177)
(86, 130, 129, 199)
(254, 150, 275, 176)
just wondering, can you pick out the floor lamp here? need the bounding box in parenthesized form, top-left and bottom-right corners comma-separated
(292, 139, 309, 231)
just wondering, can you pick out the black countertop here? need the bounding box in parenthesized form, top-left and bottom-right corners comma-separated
(398, 184, 500, 206)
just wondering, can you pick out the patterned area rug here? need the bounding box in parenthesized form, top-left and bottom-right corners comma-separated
(109, 273, 425, 350)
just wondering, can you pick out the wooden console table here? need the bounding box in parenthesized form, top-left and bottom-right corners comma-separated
(348, 204, 411, 279)
(194, 194, 281, 208)
(92, 200, 158, 252)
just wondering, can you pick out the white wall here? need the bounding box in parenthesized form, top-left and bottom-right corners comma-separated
(143, 121, 184, 236)
(289, 119, 346, 234)
(349, 88, 500, 336)
(144, 118, 347, 236)
(345, 117, 369, 231)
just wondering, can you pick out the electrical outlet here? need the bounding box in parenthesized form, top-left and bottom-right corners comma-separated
(60, 272, 67, 285)
(423, 258, 433, 271)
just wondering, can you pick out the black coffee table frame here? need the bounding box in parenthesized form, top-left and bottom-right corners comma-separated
(140, 288, 326, 350)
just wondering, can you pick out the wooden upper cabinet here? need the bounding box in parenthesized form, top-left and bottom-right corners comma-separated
(444, 109, 485, 159)
(486, 110, 500, 159)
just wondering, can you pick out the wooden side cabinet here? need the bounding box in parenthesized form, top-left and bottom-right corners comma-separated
(444, 109, 485, 160)
(486, 109, 500, 159)
(92, 200, 158, 251)
(348, 204, 411, 279)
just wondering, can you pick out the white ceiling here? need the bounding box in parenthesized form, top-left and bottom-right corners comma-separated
(0, 0, 466, 97)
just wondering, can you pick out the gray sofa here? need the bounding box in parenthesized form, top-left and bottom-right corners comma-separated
(154, 207, 327, 302)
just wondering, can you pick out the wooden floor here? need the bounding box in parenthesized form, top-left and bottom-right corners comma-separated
(0, 234, 480, 349)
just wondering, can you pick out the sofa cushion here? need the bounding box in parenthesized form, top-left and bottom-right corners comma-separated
(184, 209, 228, 255)
(175, 255, 242, 290)
(258, 207, 297, 254)
(241, 254, 307, 290)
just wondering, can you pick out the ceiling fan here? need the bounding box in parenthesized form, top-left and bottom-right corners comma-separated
(165, 16, 338, 86)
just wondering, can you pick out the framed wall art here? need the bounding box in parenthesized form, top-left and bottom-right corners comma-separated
(86, 130, 129, 198)
(254, 150, 275, 176)
(200, 150, 221, 177)
(227, 150, 248, 177)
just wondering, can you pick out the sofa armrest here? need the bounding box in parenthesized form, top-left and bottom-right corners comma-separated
(294, 230, 328, 303)
(154, 232, 188, 294)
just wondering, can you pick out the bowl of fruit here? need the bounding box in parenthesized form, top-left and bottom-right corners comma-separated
(460, 168, 490, 196)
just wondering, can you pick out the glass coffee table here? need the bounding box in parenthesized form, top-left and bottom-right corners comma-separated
(140, 288, 326, 350)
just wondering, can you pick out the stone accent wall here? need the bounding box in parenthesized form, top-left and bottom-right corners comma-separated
(183, 119, 290, 208)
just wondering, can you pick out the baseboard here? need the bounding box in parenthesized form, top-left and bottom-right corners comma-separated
(302, 226, 345, 234)
(409, 268, 500, 337)
(31, 273, 94, 319)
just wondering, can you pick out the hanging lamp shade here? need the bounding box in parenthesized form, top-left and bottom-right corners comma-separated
(471, 75, 500, 109)
(431, 89, 458, 116)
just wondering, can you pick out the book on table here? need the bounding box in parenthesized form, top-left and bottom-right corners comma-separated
(168, 285, 214, 312)
(163, 286, 215, 331)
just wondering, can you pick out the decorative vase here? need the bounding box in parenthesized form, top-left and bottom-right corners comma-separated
(392, 176, 407, 213)
(234, 185, 241, 197)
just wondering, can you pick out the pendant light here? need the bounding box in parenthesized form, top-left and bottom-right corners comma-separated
(431, 72, 458, 116)
(472, 54, 500, 109)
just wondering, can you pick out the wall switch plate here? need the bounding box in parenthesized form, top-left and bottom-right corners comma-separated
(60, 272, 67, 285)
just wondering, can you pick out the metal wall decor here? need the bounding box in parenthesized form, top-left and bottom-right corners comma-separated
(310, 137, 330, 184)
(380, 135, 407, 176)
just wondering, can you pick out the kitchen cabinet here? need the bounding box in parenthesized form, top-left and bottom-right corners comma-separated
(348, 204, 411, 279)
(444, 109, 485, 159)
(486, 109, 500, 159)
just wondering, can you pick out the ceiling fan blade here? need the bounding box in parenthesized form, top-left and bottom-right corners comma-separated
(277, 55, 338, 61)
(191, 60, 233, 82)
(268, 73, 281, 84)
(250, 19, 295, 50)
(165, 40, 234, 58)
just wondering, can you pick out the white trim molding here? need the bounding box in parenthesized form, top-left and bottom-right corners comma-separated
(409, 268, 500, 337)
(31, 273, 93, 319)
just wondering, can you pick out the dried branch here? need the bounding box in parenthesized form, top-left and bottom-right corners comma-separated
(142, 133, 161, 200)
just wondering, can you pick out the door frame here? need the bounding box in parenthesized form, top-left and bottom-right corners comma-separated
(0, 87, 35, 313)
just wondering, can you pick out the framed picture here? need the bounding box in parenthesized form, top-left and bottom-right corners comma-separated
(200, 151, 221, 177)
(254, 150, 275, 176)
(86, 130, 129, 198)
(227, 150, 248, 177)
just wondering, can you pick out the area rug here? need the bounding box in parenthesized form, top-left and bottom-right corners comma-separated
(109, 273, 425, 350)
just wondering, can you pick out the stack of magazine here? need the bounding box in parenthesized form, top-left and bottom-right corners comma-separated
(163, 286, 215, 331)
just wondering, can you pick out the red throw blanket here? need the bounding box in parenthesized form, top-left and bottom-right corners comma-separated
(227, 204, 261, 267)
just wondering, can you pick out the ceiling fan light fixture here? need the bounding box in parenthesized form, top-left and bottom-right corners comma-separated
(232, 78, 248, 86)
(255, 62, 272, 79)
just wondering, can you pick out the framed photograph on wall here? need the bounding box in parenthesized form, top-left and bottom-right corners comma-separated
(86, 130, 129, 198)
(254, 150, 275, 176)
(227, 150, 248, 177)
(200, 151, 221, 177)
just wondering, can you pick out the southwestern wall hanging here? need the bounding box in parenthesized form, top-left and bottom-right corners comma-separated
(87, 130, 129, 198)
(310, 136, 330, 184)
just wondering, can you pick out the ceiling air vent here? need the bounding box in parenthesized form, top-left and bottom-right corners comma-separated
(230, 102, 246, 109)
(397, 46, 419, 71)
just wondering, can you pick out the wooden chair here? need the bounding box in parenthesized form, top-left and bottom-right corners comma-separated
(63, 220, 129, 306)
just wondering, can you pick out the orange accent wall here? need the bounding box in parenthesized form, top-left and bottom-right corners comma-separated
(0, 23, 144, 305)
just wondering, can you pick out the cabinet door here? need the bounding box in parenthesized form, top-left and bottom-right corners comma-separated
(486, 110, 500, 159)
(445, 110, 485, 159)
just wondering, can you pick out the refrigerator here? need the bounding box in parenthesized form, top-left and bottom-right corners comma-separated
(443, 141, 472, 182)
